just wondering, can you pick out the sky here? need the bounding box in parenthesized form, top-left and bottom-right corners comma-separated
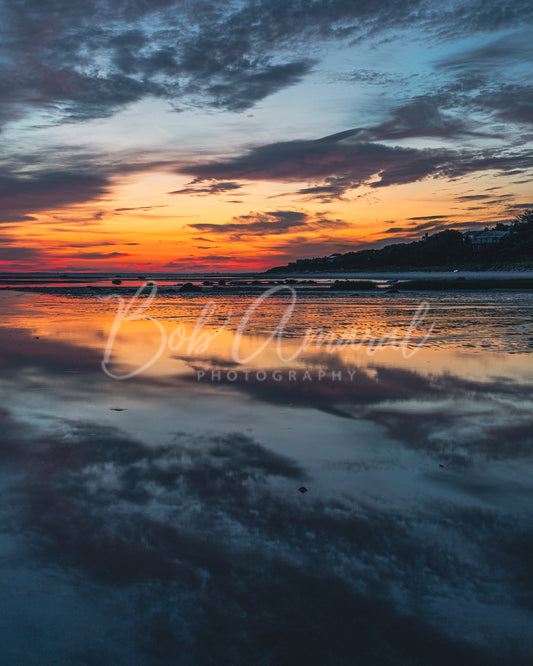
(1, 0, 532, 272)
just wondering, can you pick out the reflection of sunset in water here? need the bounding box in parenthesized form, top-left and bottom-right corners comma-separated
(1, 287, 533, 664)
(2, 289, 533, 384)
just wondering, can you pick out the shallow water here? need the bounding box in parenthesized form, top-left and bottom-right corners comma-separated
(1, 287, 532, 664)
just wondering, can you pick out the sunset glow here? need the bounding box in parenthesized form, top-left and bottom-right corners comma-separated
(1, 1, 532, 271)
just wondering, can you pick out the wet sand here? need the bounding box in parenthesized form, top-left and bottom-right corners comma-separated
(0, 289, 532, 664)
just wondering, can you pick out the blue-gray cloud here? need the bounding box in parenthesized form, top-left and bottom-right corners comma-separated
(2, 0, 533, 128)
(178, 127, 533, 199)
(0, 170, 110, 224)
(189, 209, 348, 239)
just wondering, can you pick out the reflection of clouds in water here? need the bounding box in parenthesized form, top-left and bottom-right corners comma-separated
(1, 405, 533, 663)
(1, 316, 533, 662)
(0, 327, 101, 375)
(370, 404, 533, 464)
(186, 355, 533, 451)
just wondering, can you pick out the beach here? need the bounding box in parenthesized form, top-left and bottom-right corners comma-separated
(1, 285, 532, 664)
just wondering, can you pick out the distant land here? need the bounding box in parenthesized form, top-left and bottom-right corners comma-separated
(267, 210, 533, 274)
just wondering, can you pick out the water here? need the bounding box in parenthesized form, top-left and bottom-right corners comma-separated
(0, 287, 532, 664)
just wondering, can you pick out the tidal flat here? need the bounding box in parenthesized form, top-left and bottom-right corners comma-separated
(1, 286, 532, 665)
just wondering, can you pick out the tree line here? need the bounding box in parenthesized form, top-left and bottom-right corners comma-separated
(267, 210, 533, 273)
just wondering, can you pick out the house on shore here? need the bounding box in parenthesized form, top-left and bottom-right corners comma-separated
(464, 229, 509, 249)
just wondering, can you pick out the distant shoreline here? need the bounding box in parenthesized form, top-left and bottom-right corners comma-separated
(1, 267, 533, 283)
(2, 272, 533, 296)
(260, 269, 533, 280)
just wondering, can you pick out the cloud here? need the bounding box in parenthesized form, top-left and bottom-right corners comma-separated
(291, 176, 357, 202)
(408, 215, 451, 220)
(179, 130, 456, 194)
(473, 84, 533, 126)
(114, 205, 168, 212)
(189, 209, 348, 240)
(2, 0, 531, 130)
(339, 69, 411, 86)
(0, 171, 110, 224)
(205, 60, 316, 111)
(66, 251, 132, 259)
(169, 181, 243, 196)
(431, 32, 533, 128)
(177, 115, 531, 198)
(264, 234, 366, 259)
(189, 210, 309, 236)
(0, 246, 49, 263)
(456, 194, 494, 201)
(368, 97, 481, 141)
(437, 30, 533, 73)
(60, 241, 140, 248)
(382, 219, 482, 239)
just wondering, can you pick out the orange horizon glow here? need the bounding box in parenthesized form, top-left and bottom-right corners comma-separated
(1, 167, 529, 273)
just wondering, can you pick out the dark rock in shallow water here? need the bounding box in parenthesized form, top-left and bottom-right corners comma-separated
(178, 282, 202, 293)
